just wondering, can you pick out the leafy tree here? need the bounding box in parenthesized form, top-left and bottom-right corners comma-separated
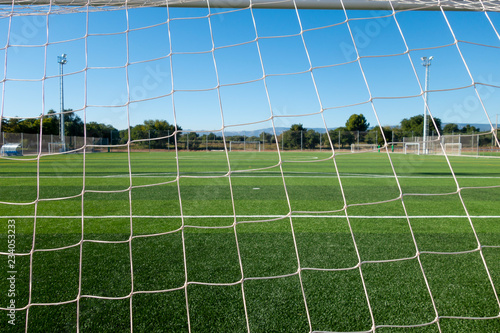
(207, 132, 222, 141)
(443, 123, 459, 134)
(321, 132, 331, 147)
(86, 122, 106, 138)
(185, 132, 199, 141)
(143, 119, 178, 135)
(184, 132, 199, 150)
(400, 114, 442, 136)
(283, 123, 306, 149)
(0, 118, 7, 131)
(86, 122, 119, 144)
(17, 118, 39, 134)
(1, 109, 84, 137)
(303, 129, 319, 149)
(389, 127, 403, 142)
(119, 128, 130, 143)
(323, 127, 355, 148)
(227, 135, 244, 142)
(260, 132, 273, 143)
(130, 124, 148, 141)
(2, 118, 22, 133)
(460, 124, 479, 134)
(366, 126, 392, 146)
(479, 135, 492, 147)
(40, 112, 60, 135)
(128, 119, 181, 149)
(290, 124, 305, 132)
(2, 116, 25, 132)
(64, 110, 84, 137)
(345, 114, 369, 132)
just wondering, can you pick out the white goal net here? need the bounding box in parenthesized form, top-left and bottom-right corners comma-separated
(229, 141, 261, 152)
(404, 142, 420, 155)
(47, 142, 66, 154)
(1, 1, 500, 332)
(351, 143, 378, 153)
(444, 142, 462, 156)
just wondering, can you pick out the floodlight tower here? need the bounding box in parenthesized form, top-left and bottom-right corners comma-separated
(421, 56, 433, 154)
(58, 54, 68, 151)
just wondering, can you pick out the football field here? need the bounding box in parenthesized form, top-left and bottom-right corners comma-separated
(1, 150, 499, 332)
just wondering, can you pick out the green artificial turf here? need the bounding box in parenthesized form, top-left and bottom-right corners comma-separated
(0, 151, 499, 332)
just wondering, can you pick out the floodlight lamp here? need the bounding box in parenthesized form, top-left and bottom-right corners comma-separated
(429, 56, 433, 61)
(57, 54, 68, 64)
(421, 56, 426, 61)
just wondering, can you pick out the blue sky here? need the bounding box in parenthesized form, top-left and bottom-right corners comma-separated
(1, 4, 500, 134)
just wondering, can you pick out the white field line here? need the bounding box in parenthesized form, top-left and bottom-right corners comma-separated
(1, 172, 500, 179)
(1, 215, 499, 219)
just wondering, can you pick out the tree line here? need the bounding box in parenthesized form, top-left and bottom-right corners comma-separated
(1, 110, 119, 144)
(266, 114, 485, 150)
(1, 110, 488, 150)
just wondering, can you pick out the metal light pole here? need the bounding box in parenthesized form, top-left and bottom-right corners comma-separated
(421, 56, 433, 155)
(58, 54, 68, 151)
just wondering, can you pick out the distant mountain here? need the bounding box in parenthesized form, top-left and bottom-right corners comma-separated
(215, 127, 329, 137)
(191, 123, 494, 136)
(451, 123, 494, 132)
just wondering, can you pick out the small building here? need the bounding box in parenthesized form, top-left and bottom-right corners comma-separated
(0, 143, 23, 156)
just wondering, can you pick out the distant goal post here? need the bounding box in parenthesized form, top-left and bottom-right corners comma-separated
(229, 141, 261, 152)
(444, 142, 462, 156)
(351, 143, 378, 153)
(404, 142, 420, 155)
(48, 142, 66, 154)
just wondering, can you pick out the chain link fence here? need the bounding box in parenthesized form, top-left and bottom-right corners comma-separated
(2, 130, 499, 156)
(0, 132, 107, 156)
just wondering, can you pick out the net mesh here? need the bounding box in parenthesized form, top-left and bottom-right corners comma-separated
(1, 0, 500, 332)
